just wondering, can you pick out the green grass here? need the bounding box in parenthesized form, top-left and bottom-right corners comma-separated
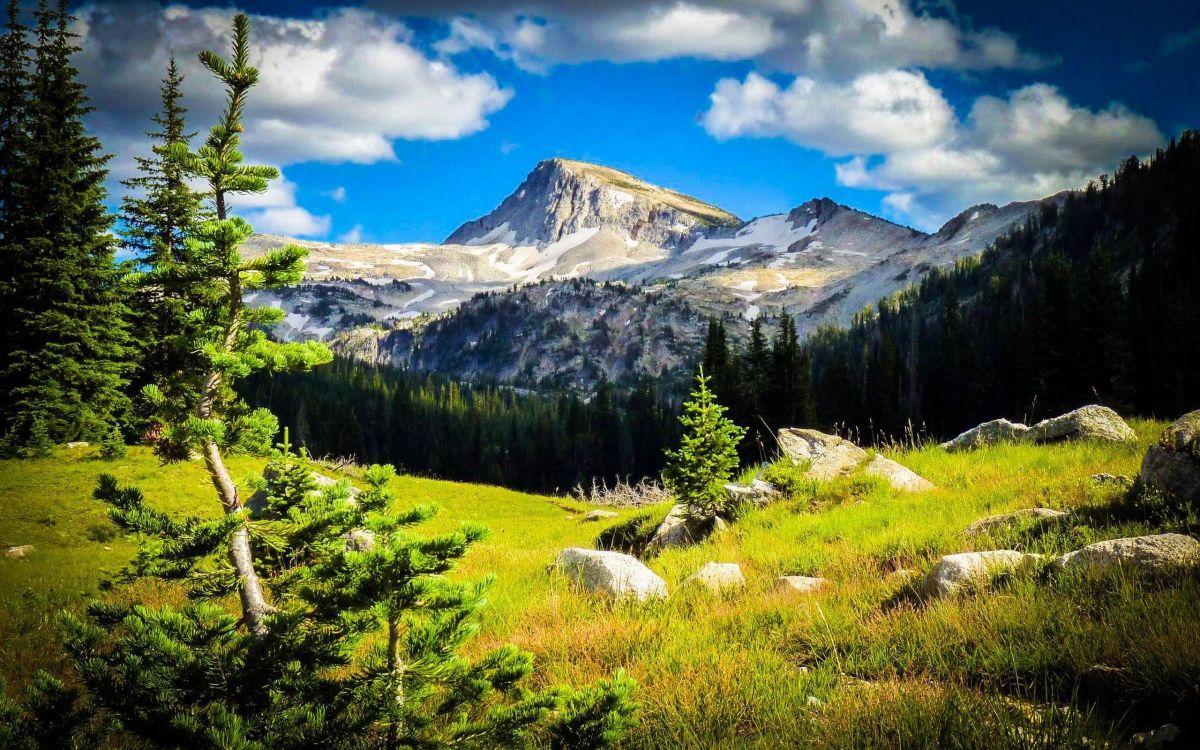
(2, 420, 1196, 748)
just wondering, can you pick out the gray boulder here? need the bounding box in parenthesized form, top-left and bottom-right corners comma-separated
(682, 562, 746, 593)
(964, 507, 1068, 537)
(1131, 723, 1181, 749)
(723, 479, 780, 508)
(648, 504, 727, 550)
(777, 428, 866, 480)
(864, 455, 935, 492)
(1026, 405, 1136, 444)
(774, 575, 827, 593)
(1055, 534, 1200, 573)
(555, 547, 668, 601)
(1140, 411, 1200, 504)
(940, 419, 1030, 452)
(924, 550, 1040, 598)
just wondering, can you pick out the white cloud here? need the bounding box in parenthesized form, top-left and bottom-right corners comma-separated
(339, 224, 365, 243)
(702, 70, 1163, 229)
(77, 4, 513, 168)
(323, 186, 348, 203)
(229, 175, 332, 238)
(423, 0, 1048, 76)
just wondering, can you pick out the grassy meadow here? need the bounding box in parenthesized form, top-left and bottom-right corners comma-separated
(2, 419, 1197, 748)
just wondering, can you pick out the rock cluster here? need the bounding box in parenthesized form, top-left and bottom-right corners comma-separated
(941, 405, 1136, 452)
(647, 504, 728, 551)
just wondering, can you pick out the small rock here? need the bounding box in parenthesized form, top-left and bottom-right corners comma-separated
(1090, 473, 1133, 486)
(65, 441, 89, 449)
(341, 528, 375, 552)
(5, 545, 33, 558)
(863, 454, 935, 492)
(1140, 411, 1200, 504)
(806, 695, 823, 706)
(775, 575, 827, 593)
(682, 562, 746, 593)
(964, 507, 1068, 537)
(1026, 405, 1136, 444)
(1055, 533, 1200, 573)
(777, 428, 867, 480)
(583, 509, 619, 522)
(1131, 723, 1181, 749)
(723, 479, 780, 508)
(940, 419, 1030, 452)
(924, 550, 1040, 598)
(886, 568, 916, 581)
(555, 548, 668, 602)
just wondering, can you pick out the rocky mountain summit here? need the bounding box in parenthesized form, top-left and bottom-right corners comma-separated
(243, 158, 1064, 386)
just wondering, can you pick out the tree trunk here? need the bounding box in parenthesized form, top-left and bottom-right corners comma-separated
(387, 614, 405, 749)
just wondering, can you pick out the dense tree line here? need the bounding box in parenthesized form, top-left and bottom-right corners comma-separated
(0, 0, 132, 445)
(797, 132, 1200, 440)
(698, 312, 815, 461)
(244, 358, 681, 493)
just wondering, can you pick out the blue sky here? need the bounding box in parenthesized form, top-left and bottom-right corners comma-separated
(75, 1, 1200, 241)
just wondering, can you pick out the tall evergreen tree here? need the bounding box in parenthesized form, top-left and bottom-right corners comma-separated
(1, 0, 132, 442)
(663, 368, 746, 519)
(0, 0, 30, 421)
(121, 56, 205, 429)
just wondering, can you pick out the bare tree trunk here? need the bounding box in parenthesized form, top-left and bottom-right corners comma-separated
(387, 615, 405, 749)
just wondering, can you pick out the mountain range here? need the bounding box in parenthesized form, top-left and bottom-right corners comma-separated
(244, 157, 1063, 388)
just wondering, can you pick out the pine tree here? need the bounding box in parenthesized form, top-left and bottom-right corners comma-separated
(663, 368, 746, 518)
(141, 12, 332, 636)
(0, 1, 30, 413)
(120, 56, 205, 431)
(1, 0, 133, 443)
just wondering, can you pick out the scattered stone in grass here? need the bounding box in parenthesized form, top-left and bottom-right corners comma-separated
(923, 550, 1041, 598)
(806, 696, 823, 706)
(775, 575, 826, 593)
(65, 441, 89, 449)
(964, 507, 1068, 536)
(1026, 404, 1136, 445)
(682, 562, 745, 593)
(1054, 533, 1200, 573)
(863, 454, 935, 492)
(777, 428, 866, 480)
(1090, 473, 1133, 486)
(940, 418, 1029, 452)
(341, 529, 375, 552)
(1131, 723, 1181, 749)
(647, 504, 726, 551)
(723, 479, 780, 508)
(5, 545, 33, 558)
(885, 568, 916, 581)
(583, 510, 619, 522)
(555, 547, 667, 602)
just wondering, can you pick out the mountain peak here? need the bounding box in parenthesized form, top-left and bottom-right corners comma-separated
(444, 159, 740, 247)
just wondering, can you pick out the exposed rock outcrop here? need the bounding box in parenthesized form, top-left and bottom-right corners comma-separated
(647, 504, 727, 551)
(1026, 405, 1136, 444)
(964, 508, 1068, 537)
(940, 419, 1029, 452)
(864, 455, 935, 492)
(777, 428, 866, 480)
(1054, 534, 1200, 573)
(723, 479, 780, 508)
(555, 547, 668, 601)
(924, 550, 1041, 598)
(682, 562, 746, 593)
(1140, 411, 1200, 504)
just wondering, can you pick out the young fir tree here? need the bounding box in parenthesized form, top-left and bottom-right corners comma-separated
(662, 368, 746, 519)
(1, 0, 133, 443)
(120, 56, 206, 431)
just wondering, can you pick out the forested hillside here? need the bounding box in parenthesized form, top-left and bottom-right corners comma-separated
(244, 359, 680, 492)
(703, 132, 1200, 443)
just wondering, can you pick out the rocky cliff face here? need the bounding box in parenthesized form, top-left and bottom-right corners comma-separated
(444, 158, 741, 249)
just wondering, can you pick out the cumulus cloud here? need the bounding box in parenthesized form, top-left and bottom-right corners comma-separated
(231, 176, 332, 238)
(323, 186, 348, 203)
(702, 70, 1163, 228)
(417, 0, 1048, 75)
(339, 224, 365, 243)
